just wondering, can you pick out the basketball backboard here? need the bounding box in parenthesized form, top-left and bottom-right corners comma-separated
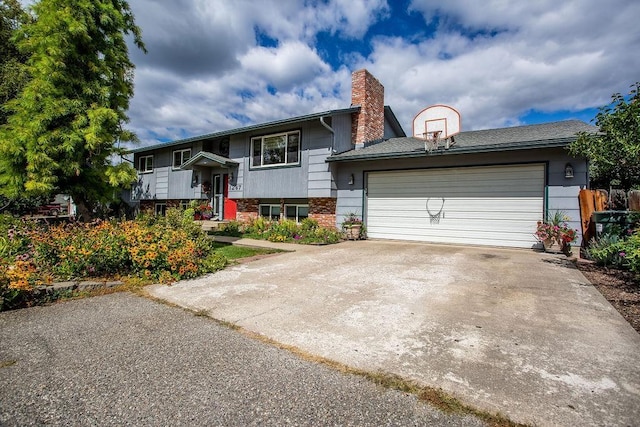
(412, 105, 461, 140)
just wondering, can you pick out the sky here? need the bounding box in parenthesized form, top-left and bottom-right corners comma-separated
(20, 0, 640, 148)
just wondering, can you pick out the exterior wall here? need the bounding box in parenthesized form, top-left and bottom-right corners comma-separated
(334, 147, 588, 244)
(233, 119, 335, 199)
(236, 198, 259, 222)
(332, 113, 353, 154)
(351, 69, 385, 148)
(308, 197, 337, 228)
(132, 142, 204, 201)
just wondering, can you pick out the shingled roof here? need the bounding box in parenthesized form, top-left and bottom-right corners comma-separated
(327, 120, 597, 162)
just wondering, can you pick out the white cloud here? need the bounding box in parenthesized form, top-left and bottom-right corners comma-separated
(240, 41, 330, 91)
(103, 0, 640, 143)
(359, 0, 640, 131)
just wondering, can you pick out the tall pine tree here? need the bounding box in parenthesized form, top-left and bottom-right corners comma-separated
(0, 0, 145, 219)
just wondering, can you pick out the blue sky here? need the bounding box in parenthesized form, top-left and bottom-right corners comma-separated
(96, 1, 640, 146)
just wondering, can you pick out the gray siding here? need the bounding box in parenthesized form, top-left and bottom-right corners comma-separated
(238, 120, 334, 199)
(334, 148, 587, 244)
(332, 113, 353, 154)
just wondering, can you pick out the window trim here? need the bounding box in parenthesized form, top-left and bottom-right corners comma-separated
(138, 155, 153, 173)
(259, 204, 281, 220)
(250, 130, 300, 169)
(155, 203, 167, 216)
(284, 204, 309, 223)
(172, 148, 191, 169)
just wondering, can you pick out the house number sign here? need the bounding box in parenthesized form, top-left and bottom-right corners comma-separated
(229, 183, 242, 191)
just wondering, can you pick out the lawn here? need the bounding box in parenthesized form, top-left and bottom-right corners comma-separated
(211, 242, 282, 261)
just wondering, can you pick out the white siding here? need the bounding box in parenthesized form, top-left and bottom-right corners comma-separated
(366, 164, 545, 248)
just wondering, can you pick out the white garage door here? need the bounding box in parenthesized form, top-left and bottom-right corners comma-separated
(366, 164, 545, 248)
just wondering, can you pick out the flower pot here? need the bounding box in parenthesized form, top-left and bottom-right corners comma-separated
(345, 224, 362, 240)
(543, 238, 561, 253)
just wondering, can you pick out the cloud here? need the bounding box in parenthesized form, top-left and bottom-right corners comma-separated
(240, 42, 330, 91)
(360, 0, 640, 130)
(20, 0, 631, 145)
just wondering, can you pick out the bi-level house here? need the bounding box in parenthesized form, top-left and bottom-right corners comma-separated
(129, 69, 594, 248)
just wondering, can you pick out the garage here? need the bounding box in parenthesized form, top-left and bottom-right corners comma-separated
(365, 164, 545, 248)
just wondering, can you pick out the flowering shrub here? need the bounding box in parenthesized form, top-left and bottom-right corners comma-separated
(586, 229, 640, 275)
(218, 217, 342, 244)
(0, 209, 227, 309)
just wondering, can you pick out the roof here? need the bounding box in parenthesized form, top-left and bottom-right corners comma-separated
(180, 151, 238, 169)
(131, 106, 362, 154)
(327, 120, 598, 162)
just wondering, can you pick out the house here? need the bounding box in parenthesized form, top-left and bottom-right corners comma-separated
(129, 69, 595, 248)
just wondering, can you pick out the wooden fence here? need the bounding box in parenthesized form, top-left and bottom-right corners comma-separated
(578, 189, 640, 245)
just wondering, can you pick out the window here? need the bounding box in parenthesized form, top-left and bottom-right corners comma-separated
(180, 200, 190, 210)
(259, 204, 281, 220)
(173, 149, 191, 169)
(138, 155, 153, 173)
(251, 131, 300, 168)
(155, 203, 167, 216)
(285, 205, 309, 222)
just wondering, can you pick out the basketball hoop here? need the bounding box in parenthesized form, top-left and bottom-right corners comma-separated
(426, 198, 445, 224)
(424, 130, 442, 153)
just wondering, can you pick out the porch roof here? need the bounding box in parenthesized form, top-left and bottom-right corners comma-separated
(180, 151, 239, 169)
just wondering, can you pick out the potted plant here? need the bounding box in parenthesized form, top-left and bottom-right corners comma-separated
(535, 212, 578, 255)
(342, 212, 364, 240)
(199, 204, 213, 220)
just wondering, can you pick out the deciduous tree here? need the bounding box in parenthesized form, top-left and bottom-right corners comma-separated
(0, 0, 145, 219)
(569, 83, 640, 192)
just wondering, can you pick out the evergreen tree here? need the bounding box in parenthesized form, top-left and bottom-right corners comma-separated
(0, 0, 145, 219)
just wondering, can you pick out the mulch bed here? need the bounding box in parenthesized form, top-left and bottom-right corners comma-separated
(575, 260, 640, 333)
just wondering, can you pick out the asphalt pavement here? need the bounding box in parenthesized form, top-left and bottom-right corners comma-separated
(0, 293, 484, 426)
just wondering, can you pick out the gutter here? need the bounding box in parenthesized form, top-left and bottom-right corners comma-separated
(326, 138, 575, 163)
(319, 116, 335, 153)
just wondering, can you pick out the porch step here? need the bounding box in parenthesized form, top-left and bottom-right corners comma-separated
(196, 220, 227, 232)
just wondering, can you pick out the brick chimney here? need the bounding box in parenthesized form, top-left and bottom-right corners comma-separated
(351, 69, 384, 149)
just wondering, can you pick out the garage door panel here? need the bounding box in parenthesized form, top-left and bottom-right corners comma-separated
(365, 164, 544, 248)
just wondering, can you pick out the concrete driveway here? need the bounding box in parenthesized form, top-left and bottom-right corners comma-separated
(148, 240, 640, 426)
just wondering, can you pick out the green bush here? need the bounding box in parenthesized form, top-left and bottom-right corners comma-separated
(586, 229, 640, 276)
(215, 220, 243, 237)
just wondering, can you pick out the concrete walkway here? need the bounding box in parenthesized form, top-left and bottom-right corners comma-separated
(148, 240, 640, 426)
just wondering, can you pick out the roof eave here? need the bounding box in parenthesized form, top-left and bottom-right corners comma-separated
(130, 106, 361, 154)
(326, 138, 575, 163)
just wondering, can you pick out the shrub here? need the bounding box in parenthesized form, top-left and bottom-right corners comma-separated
(215, 220, 243, 237)
(586, 228, 640, 276)
(0, 209, 228, 298)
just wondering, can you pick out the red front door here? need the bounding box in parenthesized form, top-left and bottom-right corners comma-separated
(223, 174, 237, 220)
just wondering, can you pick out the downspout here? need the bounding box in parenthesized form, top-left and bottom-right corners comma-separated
(319, 116, 335, 153)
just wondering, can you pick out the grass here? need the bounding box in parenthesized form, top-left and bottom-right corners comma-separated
(212, 242, 283, 260)
(0, 359, 17, 368)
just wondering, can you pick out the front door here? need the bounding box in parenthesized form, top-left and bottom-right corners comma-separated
(212, 174, 223, 220)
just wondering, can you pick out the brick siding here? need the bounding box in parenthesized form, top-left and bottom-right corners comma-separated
(308, 197, 337, 228)
(236, 198, 259, 222)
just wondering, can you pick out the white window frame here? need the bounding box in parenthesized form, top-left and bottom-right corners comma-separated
(155, 203, 167, 216)
(284, 204, 309, 223)
(138, 155, 153, 173)
(172, 149, 191, 169)
(250, 130, 300, 168)
(259, 204, 281, 220)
